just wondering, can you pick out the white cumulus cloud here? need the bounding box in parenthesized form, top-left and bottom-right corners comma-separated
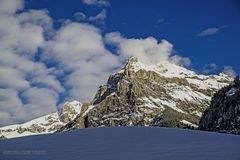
(43, 23, 121, 102)
(0, 0, 23, 14)
(169, 55, 191, 67)
(222, 66, 237, 77)
(202, 63, 218, 74)
(89, 9, 107, 24)
(74, 12, 87, 21)
(105, 32, 190, 66)
(0, 0, 63, 126)
(82, 0, 110, 7)
(74, 9, 107, 24)
(105, 32, 173, 65)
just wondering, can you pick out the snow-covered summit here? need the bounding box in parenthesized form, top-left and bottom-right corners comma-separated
(123, 57, 231, 90)
(125, 57, 195, 76)
(60, 57, 233, 131)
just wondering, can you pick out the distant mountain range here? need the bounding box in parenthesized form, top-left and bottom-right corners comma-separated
(0, 101, 82, 139)
(0, 57, 233, 139)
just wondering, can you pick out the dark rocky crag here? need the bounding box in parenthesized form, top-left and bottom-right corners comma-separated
(199, 77, 240, 134)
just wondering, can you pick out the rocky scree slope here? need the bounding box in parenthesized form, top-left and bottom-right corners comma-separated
(199, 77, 240, 134)
(0, 101, 82, 139)
(59, 57, 232, 131)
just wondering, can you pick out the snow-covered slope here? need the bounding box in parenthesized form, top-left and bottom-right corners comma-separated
(0, 127, 239, 160)
(0, 101, 82, 139)
(61, 57, 232, 131)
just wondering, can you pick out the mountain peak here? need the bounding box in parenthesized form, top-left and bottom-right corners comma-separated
(60, 57, 233, 131)
(127, 56, 139, 64)
(122, 57, 233, 82)
(59, 101, 82, 123)
(122, 57, 192, 79)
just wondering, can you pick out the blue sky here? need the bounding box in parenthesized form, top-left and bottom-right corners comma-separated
(0, 0, 239, 126)
(25, 0, 240, 73)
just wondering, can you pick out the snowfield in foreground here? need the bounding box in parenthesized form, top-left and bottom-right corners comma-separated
(0, 127, 240, 160)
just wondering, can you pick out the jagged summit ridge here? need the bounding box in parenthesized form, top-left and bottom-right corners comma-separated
(123, 57, 229, 80)
(60, 57, 232, 131)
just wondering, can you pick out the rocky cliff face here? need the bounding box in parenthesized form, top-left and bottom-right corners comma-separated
(199, 78, 240, 134)
(60, 57, 232, 131)
(0, 101, 82, 139)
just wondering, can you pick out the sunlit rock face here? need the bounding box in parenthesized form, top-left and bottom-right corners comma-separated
(60, 57, 232, 131)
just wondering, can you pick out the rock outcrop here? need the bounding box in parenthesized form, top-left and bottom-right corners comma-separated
(199, 77, 240, 134)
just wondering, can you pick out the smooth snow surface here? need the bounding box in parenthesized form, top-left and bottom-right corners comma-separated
(0, 127, 240, 160)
